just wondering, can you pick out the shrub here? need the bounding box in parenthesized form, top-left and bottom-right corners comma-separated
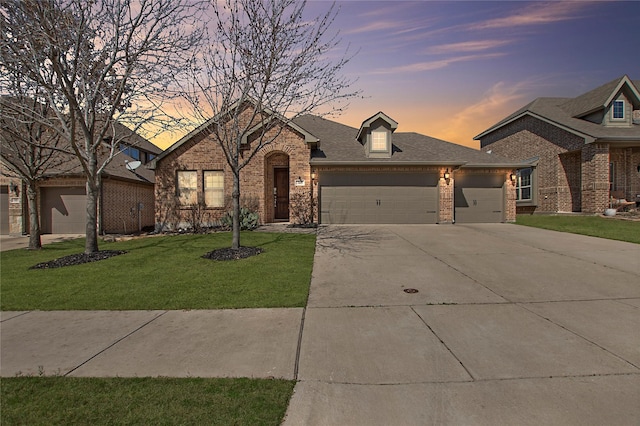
(220, 207, 259, 230)
(289, 192, 315, 224)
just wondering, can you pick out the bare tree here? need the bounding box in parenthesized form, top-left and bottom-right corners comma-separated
(181, 0, 359, 250)
(1, 0, 204, 254)
(0, 94, 73, 249)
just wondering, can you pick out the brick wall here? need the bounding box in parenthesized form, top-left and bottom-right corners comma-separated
(438, 168, 453, 224)
(481, 116, 586, 213)
(154, 106, 312, 229)
(581, 143, 610, 213)
(102, 179, 155, 233)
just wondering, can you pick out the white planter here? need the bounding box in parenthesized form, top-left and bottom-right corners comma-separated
(604, 208, 617, 217)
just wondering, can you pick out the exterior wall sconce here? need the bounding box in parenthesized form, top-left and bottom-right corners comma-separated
(443, 169, 450, 180)
(510, 173, 517, 182)
(311, 171, 316, 180)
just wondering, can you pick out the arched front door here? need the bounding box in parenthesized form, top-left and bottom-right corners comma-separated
(274, 167, 289, 220)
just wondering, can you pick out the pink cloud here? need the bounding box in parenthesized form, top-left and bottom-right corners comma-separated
(370, 53, 505, 75)
(425, 39, 512, 54)
(468, 2, 592, 30)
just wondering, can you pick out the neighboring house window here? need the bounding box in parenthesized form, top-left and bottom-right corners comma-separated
(612, 100, 625, 120)
(177, 171, 197, 205)
(516, 168, 532, 201)
(120, 143, 140, 161)
(371, 130, 388, 151)
(204, 171, 224, 207)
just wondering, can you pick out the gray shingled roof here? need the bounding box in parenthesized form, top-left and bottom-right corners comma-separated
(294, 115, 520, 166)
(42, 150, 155, 184)
(475, 75, 640, 142)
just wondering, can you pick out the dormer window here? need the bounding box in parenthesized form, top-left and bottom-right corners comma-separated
(612, 100, 625, 120)
(371, 130, 388, 152)
(357, 112, 397, 159)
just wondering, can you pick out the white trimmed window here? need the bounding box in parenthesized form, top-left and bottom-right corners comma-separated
(371, 130, 388, 151)
(177, 170, 197, 205)
(516, 168, 532, 201)
(204, 171, 224, 207)
(612, 100, 625, 120)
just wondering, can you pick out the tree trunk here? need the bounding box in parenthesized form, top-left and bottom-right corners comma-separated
(26, 181, 42, 250)
(85, 175, 100, 254)
(232, 170, 241, 249)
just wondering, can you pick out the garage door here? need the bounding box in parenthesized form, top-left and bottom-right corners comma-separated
(1, 185, 9, 234)
(41, 187, 87, 233)
(454, 174, 504, 223)
(319, 172, 438, 224)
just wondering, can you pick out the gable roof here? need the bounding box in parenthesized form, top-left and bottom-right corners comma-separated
(356, 111, 398, 142)
(294, 115, 522, 167)
(560, 75, 640, 118)
(148, 98, 319, 169)
(475, 75, 640, 142)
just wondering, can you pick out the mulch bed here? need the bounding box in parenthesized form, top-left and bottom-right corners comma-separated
(30, 250, 127, 270)
(202, 246, 263, 261)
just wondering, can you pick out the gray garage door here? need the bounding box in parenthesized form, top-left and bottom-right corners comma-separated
(319, 172, 439, 224)
(454, 174, 504, 223)
(1, 185, 9, 234)
(41, 187, 87, 233)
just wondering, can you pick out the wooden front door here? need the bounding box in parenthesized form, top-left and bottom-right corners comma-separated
(274, 168, 289, 220)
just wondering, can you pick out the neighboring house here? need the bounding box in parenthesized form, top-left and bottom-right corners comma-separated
(475, 75, 640, 214)
(0, 122, 161, 235)
(151, 102, 523, 228)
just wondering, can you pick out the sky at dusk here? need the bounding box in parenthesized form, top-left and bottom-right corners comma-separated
(153, 1, 640, 150)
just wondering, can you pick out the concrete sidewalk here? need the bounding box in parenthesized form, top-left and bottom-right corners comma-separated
(1, 309, 303, 378)
(0, 234, 84, 252)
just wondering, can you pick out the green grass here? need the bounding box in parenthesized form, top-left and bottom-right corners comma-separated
(1, 377, 294, 425)
(0, 232, 316, 310)
(516, 215, 640, 244)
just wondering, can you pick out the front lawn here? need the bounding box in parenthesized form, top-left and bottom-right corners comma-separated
(516, 214, 640, 244)
(1, 377, 294, 425)
(0, 232, 316, 310)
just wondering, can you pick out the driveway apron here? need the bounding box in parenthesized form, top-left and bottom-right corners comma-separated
(285, 224, 640, 425)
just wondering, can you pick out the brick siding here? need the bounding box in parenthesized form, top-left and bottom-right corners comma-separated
(154, 107, 312, 229)
(479, 115, 633, 214)
(102, 179, 155, 233)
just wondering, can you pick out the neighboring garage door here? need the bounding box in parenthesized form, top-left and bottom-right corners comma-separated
(1, 185, 9, 234)
(454, 174, 504, 223)
(41, 187, 87, 233)
(320, 172, 439, 224)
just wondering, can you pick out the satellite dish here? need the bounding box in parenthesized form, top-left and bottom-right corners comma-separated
(126, 160, 142, 171)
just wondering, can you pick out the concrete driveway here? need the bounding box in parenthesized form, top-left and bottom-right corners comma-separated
(285, 224, 640, 425)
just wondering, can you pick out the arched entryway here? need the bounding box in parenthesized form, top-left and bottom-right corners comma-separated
(265, 152, 290, 222)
